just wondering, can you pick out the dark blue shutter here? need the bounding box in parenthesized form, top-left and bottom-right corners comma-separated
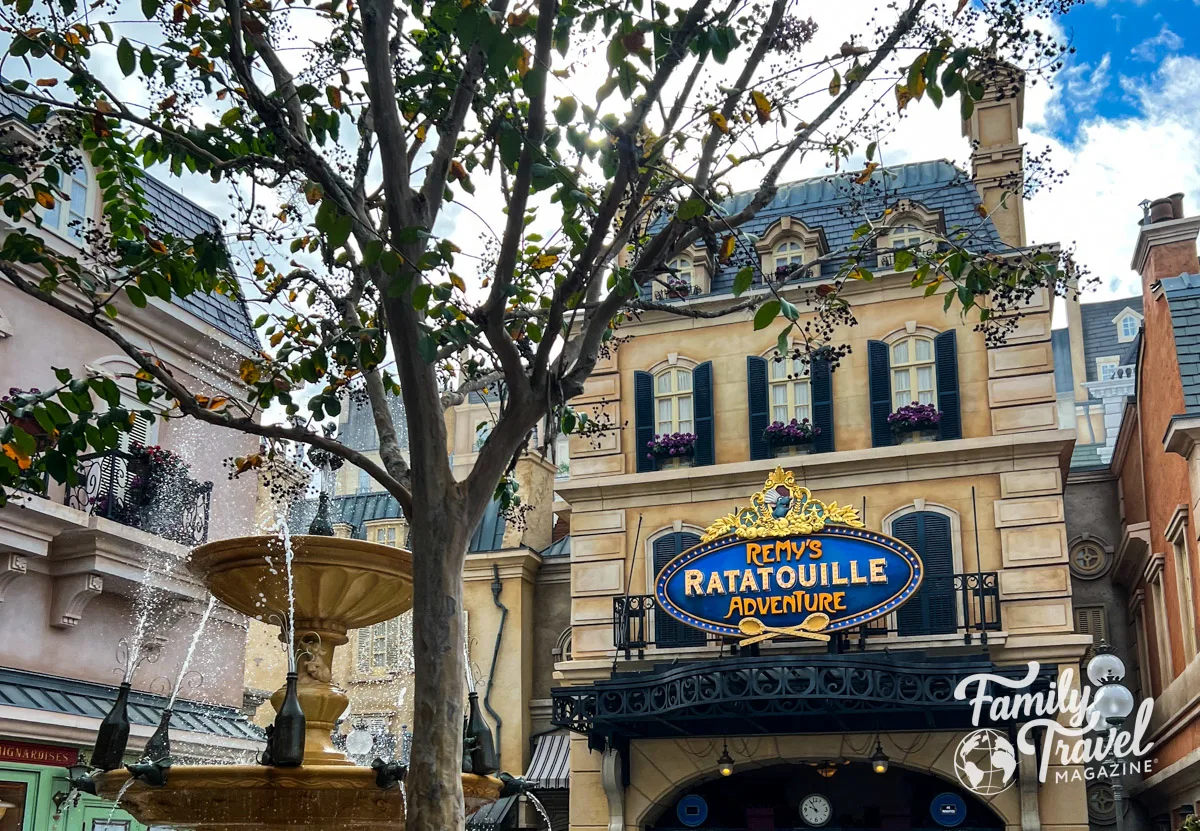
(810, 357, 834, 453)
(867, 340, 893, 448)
(653, 532, 705, 647)
(693, 362, 715, 467)
(893, 512, 957, 636)
(747, 356, 770, 461)
(634, 371, 655, 473)
(935, 330, 962, 441)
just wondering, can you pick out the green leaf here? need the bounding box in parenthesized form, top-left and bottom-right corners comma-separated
(776, 328, 790, 356)
(362, 239, 383, 268)
(960, 95, 974, 120)
(779, 298, 799, 321)
(140, 46, 155, 77)
(125, 285, 148, 307)
(892, 249, 913, 272)
(99, 378, 121, 408)
(220, 107, 242, 127)
(866, 141, 877, 162)
(141, 0, 160, 18)
(753, 300, 781, 331)
(411, 283, 432, 310)
(732, 266, 754, 296)
(677, 198, 707, 221)
(828, 69, 841, 97)
(117, 39, 136, 76)
(554, 96, 578, 126)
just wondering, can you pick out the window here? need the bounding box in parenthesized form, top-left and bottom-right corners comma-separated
(650, 531, 706, 648)
(890, 335, 936, 409)
(768, 353, 811, 424)
(771, 240, 804, 273)
(373, 525, 397, 547)
(1120, 315, 1139, 341)
(1173, 534, 1197, 662)
(355, 615, 406, 675)
(1069, 539, 1110, 579)
(357, 469, 370, 494)
(42, 162, 90, 243)
(888, 509, 958, 636)
(473, 421, 492, 450)
(1097, 357, 1120, 381)
(669, 257, 694, 288)
(890, 226, 925, 250)
(654, 367, 693, 434)
(1150, 565, 1173, 690)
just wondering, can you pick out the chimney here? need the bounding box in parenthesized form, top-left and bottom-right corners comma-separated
(1131, 193, 1200, 284)
(500, 451, 557, 552)
(962, 62, 1026, 249)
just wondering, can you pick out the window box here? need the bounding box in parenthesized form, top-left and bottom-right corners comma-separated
(888, 403, 943, 443)
(647, 432, 696, 470)
(764, 419, 820, 457)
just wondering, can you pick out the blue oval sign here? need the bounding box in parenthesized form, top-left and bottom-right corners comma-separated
(654, 525, 923, 638)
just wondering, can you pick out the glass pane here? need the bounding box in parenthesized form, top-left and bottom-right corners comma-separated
(916, 338, 933, 361)
(657, 399, 672, 432)
(892, 341, 909, 364)
(675, 370, 691, 391)
(793, 358, 806, 377)
(678, 418, 693, 433)
(71, 180, 88, 204)
(44, 199, 61, 231)
(893, 368, 910, 394)
(773, 404, 789, 422)
(68, 211, 84, 240)
(678, 395, 693, 422)
(794, 382, 810, 407)
(917, 365, 934, 394)
(770, 360, 786, 380)
(918, 390, 935, 405)
(772, 384, 788, 405)
(657, 372, 672, 393)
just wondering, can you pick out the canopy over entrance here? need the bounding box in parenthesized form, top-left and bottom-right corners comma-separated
(551, 654, 1054, 742)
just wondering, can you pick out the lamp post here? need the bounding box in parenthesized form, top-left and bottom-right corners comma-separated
(1087, 642, 1136, 831)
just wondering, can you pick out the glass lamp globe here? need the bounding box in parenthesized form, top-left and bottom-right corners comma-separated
(717, 745, 735, 777)
(1087, 649, 1126, 686)
(1092, 682, 1136, 726)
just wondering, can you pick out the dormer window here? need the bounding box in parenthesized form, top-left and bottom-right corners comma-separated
(756, 218, 828, 280)
(771, 241, 804, 276)
(876, 200, 942, 271)
(889, 226, 926, 251)
(42, 161, 90, 244)
(669, 257, 694, 288)
(1113, 307, 1143, 343)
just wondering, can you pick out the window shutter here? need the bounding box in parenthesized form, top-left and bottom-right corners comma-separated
(893, 512, 957, 636)
(1074, 606, 1108, 662)
(810, 357, 834, 453)
(653, 532, 705, 647)
(356, 628, 370, 674)
(747, 356, 771, 461)
(934, 330, 962, 440)
(693, 362, 715, 467)
(867, 340, 893, 448)
(634, 371, 655, 473)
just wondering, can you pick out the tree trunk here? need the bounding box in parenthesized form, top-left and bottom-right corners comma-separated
(405, 494, 472, 831)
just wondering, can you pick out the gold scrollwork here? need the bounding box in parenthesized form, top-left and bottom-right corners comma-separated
(700, 467, 863, 543)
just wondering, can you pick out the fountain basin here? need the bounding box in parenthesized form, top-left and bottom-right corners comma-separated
(94, 767, 503, 831)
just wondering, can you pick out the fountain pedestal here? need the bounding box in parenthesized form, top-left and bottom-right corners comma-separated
(93, 535, 503, 830)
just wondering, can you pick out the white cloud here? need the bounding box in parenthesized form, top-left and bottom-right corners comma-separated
(1131, 23, 1184, 62)
(1044, 53, 1112, 126)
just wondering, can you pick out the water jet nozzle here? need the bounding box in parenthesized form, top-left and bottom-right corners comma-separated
(126, 759, 171, 788)
(497, 772, 531, 798)
(371, 758, 407, 790)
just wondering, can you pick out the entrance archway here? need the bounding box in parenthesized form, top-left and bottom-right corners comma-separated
(646, 761, 1005, 831)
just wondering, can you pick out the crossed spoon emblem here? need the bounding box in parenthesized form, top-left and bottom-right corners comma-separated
(736, 612, 831, 646)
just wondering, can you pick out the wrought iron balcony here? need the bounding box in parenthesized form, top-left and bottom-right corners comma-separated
(613, 571, 1000, 659)
(64, 449, 213, 546)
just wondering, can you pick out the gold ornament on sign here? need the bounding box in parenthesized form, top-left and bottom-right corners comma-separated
(700, 467, 863, 543)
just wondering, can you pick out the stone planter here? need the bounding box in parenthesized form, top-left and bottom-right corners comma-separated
(771, 444, 812, 458)
(897, 428, 938, 445)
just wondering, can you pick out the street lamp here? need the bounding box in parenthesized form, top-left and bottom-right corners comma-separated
(1087, 642, 1136, 831)
(870, 740, 890, 775)
(717, 742, 735, 777)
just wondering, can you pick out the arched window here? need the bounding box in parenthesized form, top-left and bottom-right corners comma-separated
(669, 257, 694, 288)
(42, 161, 90, 243)
(771, 240, 804, 272)
(890, 335, 936, 408)
(654, 366, 693, 434)
(767, 351, 811, 424)
(889, 225, 925, 251)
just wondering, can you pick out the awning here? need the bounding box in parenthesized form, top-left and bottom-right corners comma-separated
(526, 733, 570, 789)
(466, 795, 517, 831)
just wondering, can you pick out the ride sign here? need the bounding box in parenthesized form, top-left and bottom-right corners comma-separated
(654, 468, 924, 643)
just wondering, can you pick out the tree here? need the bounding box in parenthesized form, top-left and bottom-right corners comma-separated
(0, 0, 1078, 824)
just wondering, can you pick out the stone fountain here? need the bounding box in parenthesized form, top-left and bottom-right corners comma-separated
(90, 534, 504, 831)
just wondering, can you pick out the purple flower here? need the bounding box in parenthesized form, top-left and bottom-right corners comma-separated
(763, 419, 820, 446)
(887, 402, 943, 433)
(646, 432, 698, 459)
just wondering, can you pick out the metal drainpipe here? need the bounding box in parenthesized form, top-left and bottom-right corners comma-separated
(484, 563, 508, 766)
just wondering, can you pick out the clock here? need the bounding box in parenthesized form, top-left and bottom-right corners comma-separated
(800, 794, 832, 827)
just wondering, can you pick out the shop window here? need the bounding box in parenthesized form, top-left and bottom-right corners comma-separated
(888, 509, 958, 636)
(650, 531, 705, 648)
(634, 360, 715, 471)
(867, 330, 961, 447)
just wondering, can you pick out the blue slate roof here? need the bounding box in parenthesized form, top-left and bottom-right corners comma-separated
(649, 160, 1003, 297)
(339, 394, 410, 453)
(0, 83, 258, 347)
(0, 666, 263, 743)
(1161, 274, 1200, 413)
(1079, 296, 1143, 382)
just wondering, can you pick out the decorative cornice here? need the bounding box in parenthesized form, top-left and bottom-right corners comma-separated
(1166, 504, 1189, 544)
(463, 547, 542, 583)
(1163, 414, 1200, 457)
(49, 571, 103, 627)
(1130, 215, 1200, 275)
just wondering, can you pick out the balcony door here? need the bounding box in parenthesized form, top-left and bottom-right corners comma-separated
(651, 531, 706, 648)
(890, 511, 958, 636)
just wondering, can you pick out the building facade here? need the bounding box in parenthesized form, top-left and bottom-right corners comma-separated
(0, 90, 263, 831)
(549, 70, 1099, 831)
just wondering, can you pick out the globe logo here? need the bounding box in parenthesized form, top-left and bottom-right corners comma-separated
(953, 729, 1017, 795)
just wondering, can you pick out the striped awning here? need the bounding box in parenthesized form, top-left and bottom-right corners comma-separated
(525, 733, 570, 789)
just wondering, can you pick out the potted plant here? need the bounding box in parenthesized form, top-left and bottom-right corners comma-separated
(662, 276, 694, 300)
(1, 387, 54, 452)
(763, 419, 820, 457)
(646, 432, 697, 469)
(888, 402, 942, 444)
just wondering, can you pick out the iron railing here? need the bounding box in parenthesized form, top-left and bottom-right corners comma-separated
(613, 571, 1001, 659)
(65, 449, 213, 546)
